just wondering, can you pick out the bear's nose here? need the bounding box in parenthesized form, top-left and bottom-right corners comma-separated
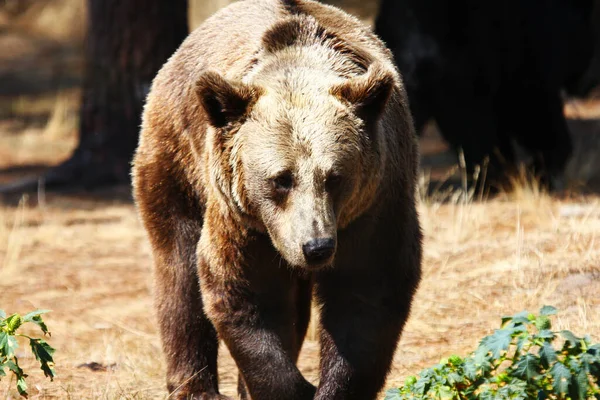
(302, 238, 336, 265)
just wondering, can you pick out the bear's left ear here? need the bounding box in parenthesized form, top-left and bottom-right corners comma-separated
(195, 71, 262, 128)
(330, 62, 395, 122)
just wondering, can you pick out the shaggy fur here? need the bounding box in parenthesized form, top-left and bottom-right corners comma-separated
(132, 0, 422, 399)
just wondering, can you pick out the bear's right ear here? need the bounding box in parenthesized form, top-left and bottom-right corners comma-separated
(195, 71, 261, 128)
(330, 62, 395, 122)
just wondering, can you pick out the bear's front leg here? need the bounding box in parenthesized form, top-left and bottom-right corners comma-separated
(314, 262, 420, 400)
(132, 165, 227, 400)
(236, 274, 313, 400)
(198, 235, 316, 400)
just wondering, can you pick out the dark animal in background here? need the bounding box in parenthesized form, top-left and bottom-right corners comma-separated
(133, 0, 422, 399)
(374, 0, 596, 190)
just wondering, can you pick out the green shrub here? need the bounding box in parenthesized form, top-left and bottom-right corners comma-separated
(386, 306, 600, 399)
(0, 309, 56, 398)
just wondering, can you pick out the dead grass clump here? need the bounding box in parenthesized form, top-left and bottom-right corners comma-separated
(0, 90, 79, 170)
(12, 0, 86, 44)
(0, 195, 27, 275)
(42, 91, 79, 141)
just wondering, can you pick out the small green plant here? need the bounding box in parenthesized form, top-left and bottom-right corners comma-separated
(0, 309, 56, 398)
(386, 306, 600, 399)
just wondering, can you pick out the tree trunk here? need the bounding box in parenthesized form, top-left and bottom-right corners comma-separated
(3, 0, 188, 193)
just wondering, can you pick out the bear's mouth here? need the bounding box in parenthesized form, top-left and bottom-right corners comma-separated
(303, 259, 335, 271)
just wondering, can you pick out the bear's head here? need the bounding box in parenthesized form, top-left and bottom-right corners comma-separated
(195, 62, 396, 270)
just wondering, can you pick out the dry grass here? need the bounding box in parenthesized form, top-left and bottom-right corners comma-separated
(1, 1, 599, 399)
(0, 90, 79, 173)
(0, 176, 598, 399)
(1, 0, 86, 43)
(387, 185, 600, 388)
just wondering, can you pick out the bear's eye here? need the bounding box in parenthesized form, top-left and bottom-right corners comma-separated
(272, 172, 294, 193)
(325, 174, 343, 192)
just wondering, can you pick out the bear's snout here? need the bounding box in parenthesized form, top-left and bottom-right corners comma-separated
(302, 237, 336, 267)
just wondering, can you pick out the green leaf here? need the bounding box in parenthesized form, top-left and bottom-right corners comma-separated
(0, 331, 9, 356)
(568, 368, 588, 400)
(479, 388, 497, 400)
(437, 385, 454, 400)
(6, 359, 26, 379)
(404, 375, 417, 387)
(384, 388, 403, 400)
(513, 353, 541, 382)
(0, 331, 18, 359)
(515, 332, 531, 356)
(502, 311, 530, 328)
(7, 358, 28, 397)
(463, 358, 478, 381)
(21, 310, 50, 323)
(561, 330, 582, 350)
(22, 311, 51, 336)
(30, 315, 50, 336)
(540, 305, 557, 316)
(414, 369, 433, 395)
(480, 328, 512, 359)
(0, 311, 57, 397)
(0, 309, 5, 319)
(537, 389, 549, 399)
(16, 375, 28, 397)
(448, 355, 462, 366)
(498, 378, 528, 399)
(5, 314, 22, 334)
(382, 307, 599, 400)
(473, 346, 493, 374)
(583, 351, 600, 381)
(550, 361, 571, 395)
(501, 316, 513, 327)
(535, 316, 552, 331)
(512, 312, 533, 327)
(446, 371, 463, 386)
(535, 329, 555, 341)
(29, 339, 56, 379)
(588, 343, 600, 360)
(539, 341, 557, 369)
(582, 352, 596, 369)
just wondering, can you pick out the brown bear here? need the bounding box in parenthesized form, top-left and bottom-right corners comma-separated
(131, 0, 422, 399)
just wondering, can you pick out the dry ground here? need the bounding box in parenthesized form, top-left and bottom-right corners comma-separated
(0, 161, 599, 400)
(1, 1, 600, 399)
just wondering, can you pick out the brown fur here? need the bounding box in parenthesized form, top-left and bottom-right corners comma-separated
(132, 0, 422, 399)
